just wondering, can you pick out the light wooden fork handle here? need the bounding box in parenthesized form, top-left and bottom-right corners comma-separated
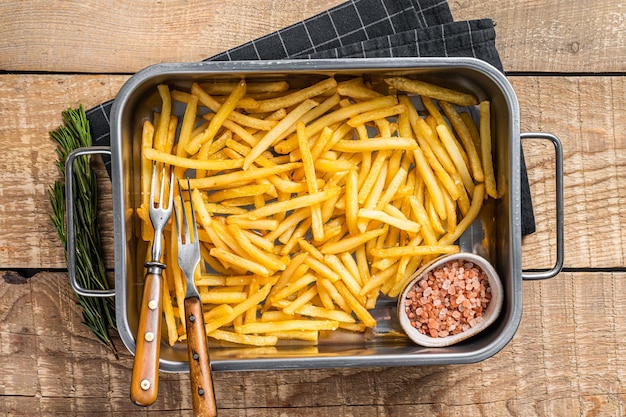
(130, 270, 163, 406)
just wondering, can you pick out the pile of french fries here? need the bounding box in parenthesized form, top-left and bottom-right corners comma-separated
(138, 74, 499, 347)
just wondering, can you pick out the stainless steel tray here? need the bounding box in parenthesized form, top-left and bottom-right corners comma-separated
(97, 57, 561, 372)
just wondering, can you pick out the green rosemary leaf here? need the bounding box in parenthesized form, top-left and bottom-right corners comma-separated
(48, 105, 118, 356)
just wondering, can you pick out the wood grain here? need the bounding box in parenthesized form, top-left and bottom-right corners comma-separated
(1, 74, 624, 269)
(512, 76, 626, 269)
(1, 270, 625, 416)
(0, 74, 125, 270)
(451, 0, 626, 73)
(1, 1, 623, 74)
(0, 0, 345, 73)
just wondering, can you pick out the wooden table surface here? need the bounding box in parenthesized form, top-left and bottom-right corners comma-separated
(1, 0, 625, 415)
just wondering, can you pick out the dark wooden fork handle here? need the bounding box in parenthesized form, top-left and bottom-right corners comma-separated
(185, 296, 217, 417)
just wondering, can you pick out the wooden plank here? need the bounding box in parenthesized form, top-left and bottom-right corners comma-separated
(513, 76, 626, 269)
(0, 0, 345, 73)
(0, 74, 126, 269)
(1, 270, 625, 415)
(451, 0, 626, 73)
(0, 0, 622, 74)
(1, 74, 623, 269)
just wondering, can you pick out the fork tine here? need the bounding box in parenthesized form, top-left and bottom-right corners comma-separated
(186, 179, 197, 243)
(158, 163, 175, 210)
(183, 195, 191, 245)
(174, 180, 189, 244)
(174, 180, 183, 243)
(150, 161, 157, 205)
(158, 163, 166, 208)
(167, 167, 175, 209)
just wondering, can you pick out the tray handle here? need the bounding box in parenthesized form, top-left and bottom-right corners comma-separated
(520, 132, 564, 280)
(65, 146, 116, 297)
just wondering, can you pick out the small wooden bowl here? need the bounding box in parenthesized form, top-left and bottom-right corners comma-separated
(397, 253, 504, 348)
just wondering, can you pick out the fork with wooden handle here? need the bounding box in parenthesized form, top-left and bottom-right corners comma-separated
(130, 162, 174, 406)
(175, 179, 217, 417)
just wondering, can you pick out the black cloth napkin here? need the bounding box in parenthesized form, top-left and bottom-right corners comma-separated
(86, 0, 535, 235)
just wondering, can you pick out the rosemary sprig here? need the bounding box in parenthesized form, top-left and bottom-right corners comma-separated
(48, 105, 117, 357)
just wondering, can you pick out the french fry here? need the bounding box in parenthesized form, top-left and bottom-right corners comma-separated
(265, 330, 319, 342)
(282, 286, 318, 316)
(347, 104, 406, 127)
(270, 273, 316, 303)
(140, 120, 155, 241)
(201, 202, 247, 215)
(317, 278, 350, 313)
(425, 193, 445, 235)
(208, 329, 278, 347)
(345, 169, 359, 235)
(358, 150, 390, 205)
(209, 247, 271, 277)
(228, 224, 286, 272)
(186, 79, 247, 153)
(200, 80, 289, 95)
(244, 99, 319, 169)
(261, 310, 297, 322)
(334, 281, 377, 328)
(408, 195, 438, 245)
(441, 181, 457, 234)
(439, 100, 484, 182)
(360, 262, 399, 296)
(315, 280, 337, 311)
(205, 183, 274, 203)
(297, 238, 324, 262)
(460, 111, 482, 161)
(289, 302, 356, 323)
(314, 158, 356, 173)
(303, 255, 341, 283)
(436, 124, 475, 195)
(201, 290, 248, 305)
(480, 101, 498, 198)
(239, 77, 337, 113)
(331, 137, 418, 152)
(357, 161, 388, 233)
(235, 319, 339, 334)
(422, 96, 470, 169)
(384, 77, 478, 107)
(438, 183, 485, 245)
(296, 120, 324, 241)
(187, 162, 302, 190)
(357, 208, 421, 233)
(369, 244, 459, 258)
(413, 146, 447, 220)
(336, 77, 384, 100)
(175, 94, 198, 167)
(243, 187, 340, 220)
(376, 167, 408, 210)
(413, 114, 457, 177)
(319, 228, 385, 255)
(204, 304, 234, 321)
(144, 147, 243, 171)
(204, 282, 273, 334)
(226, 217, 278, 231)
(162, 284, 179, 346)
(153, 84, 172, 151)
